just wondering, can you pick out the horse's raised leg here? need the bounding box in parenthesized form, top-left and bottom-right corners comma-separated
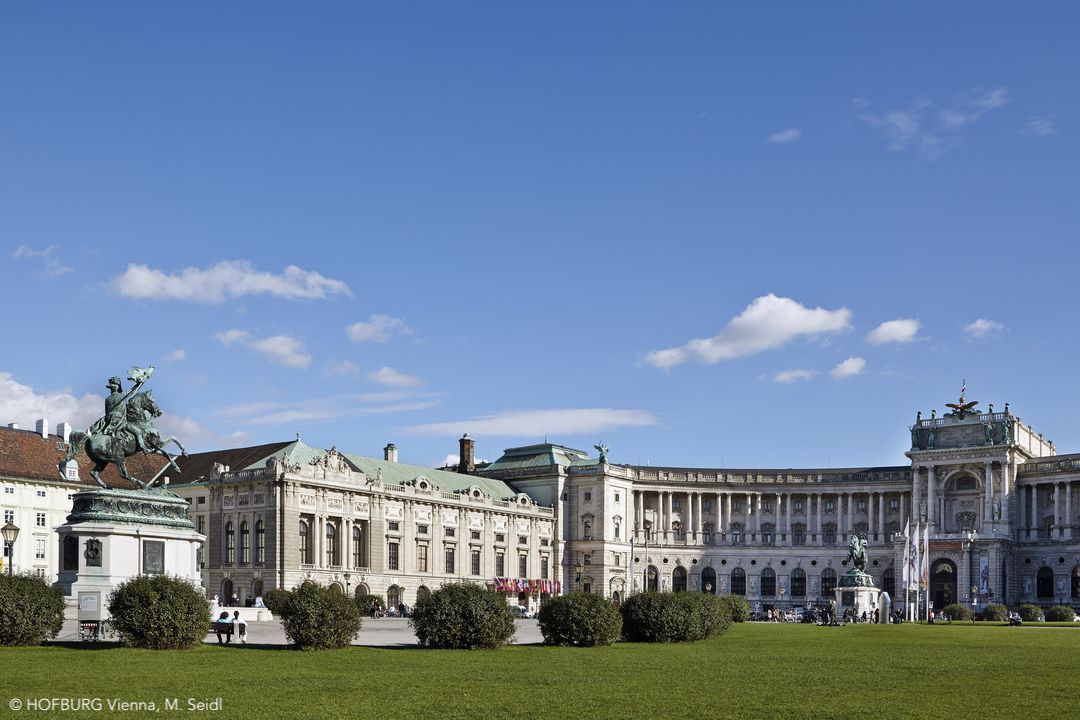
(117, 458, 146, 489)
(160, 436, 188, 457)
(90, 461, 109, 489)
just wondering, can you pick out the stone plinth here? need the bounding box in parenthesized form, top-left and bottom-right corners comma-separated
(835, 569, 880, 619)
(56, 488, 205, 619)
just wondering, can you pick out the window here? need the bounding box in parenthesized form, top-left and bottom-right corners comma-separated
(471, 530, 481, 540)
(495, 552, 505, 577)
(823, 523, 837, 544)
(518, 554, 527, 578)
(793, 523, 806, 546)
(763, 501, 773, 512)
(197, 516, 205, 535)
(825, 500, 835, 512)
(583, 552, 592, 565)
(3, 486, 12, 494)
(444, 527, 456, 537)
(35, 568, 45, 578)
(299, 520, 312, 564)
(584, 491, 592, 502)
(36, 490, 46, 498)
(3, 510, 13, 524)
(732, 500, 743, 512)
(518, 535, 528, 545)
(444, 548, 455, 574)
(702, 522, 713, 545)
(225, 522, 235, 564)
(615, 493, 621, 503)
(541, 556, 549, 580)
(35, 539, 46, 560)
(794, 500, 803, 512)
(470, 550, 481, 575)
(672, 499, 681, 510)
(417, 524, 429, 535)
(761, 568, 776, 596)
(703, 499, 711, 511)
(387, 521, 400, 532)
(822, 568, 838, 595)
(761, 523, 775, 546)
(36, 512, 46, 527)
(731, 568, 746, 596)
(791, 568, 807, 597)
(256, 520, 265, 563)
(197, 496, 206, 505)
(325, 523, 338, 566)
(889, 498, 899, 511)
(857, 499, 867, 511)
(540, 538, 549, 546)
(614, 521, 621, 540)
(731, 524, 743, 545)
(388, 542, 400, 571)
(240, 521, 250, 563)
(416, 544, 428, 572)
(495, 533, 505, 543)
(352, 527, 364, 568)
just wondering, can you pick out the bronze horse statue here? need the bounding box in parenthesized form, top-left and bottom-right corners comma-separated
(848, 534, 868, 572)
(60, 391, 187, 489)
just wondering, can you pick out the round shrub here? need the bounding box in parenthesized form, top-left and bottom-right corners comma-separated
(1044, 605, 1077, 622)
(107, 574, 211, 649)
(279, 581, 362, 650)
(1017, 604, 1044, 622)
(537, 592, 622, 646)
(942, 603, 972, 621)
(718, 594, 751, 623)
(261, 588, 291, 614)
(620, 592, 732, 643)
(0, 573, 65, 646)
(409, 582, 515, 649)
(982, 603, 1008, 622)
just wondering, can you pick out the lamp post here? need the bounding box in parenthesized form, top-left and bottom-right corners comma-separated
(574, 562, 583, 591)
(647, 565, 657, 593)
(779, 586, 786, 618)
(970, 584, 979, 625)
(344, 571, 351, 596)
(2, 522, 19, 576)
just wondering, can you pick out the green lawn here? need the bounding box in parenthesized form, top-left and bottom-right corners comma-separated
(3, 623, 1076, 720)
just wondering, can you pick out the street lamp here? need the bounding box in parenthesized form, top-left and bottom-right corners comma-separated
(574, 562, 583, 590)
(2, 522, 19, 576)
(779, 586, 786, 618)
(343, 571, 351, 596)
(970, 584, 979, 625)
(647, 565, 657, 593)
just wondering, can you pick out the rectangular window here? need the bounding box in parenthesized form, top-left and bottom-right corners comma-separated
(417, 524, 429, 535)
(3, 486, 13, 494)
(541, 556, 549, 580)
(826, 500, 835, 511)
(614, 522, 620, 540)
(763, 501, 773, 512)
(4, 510, 13, 524)
(615, 493, 621, 503)
(36, 512, 46, 527)
(584, 491, 592, 502)
(197, 516, 206, 535)
(471, 530, 481, 540)
(732, 500, 742, 512)
(197, 496, 206, 505)
(388, 542, 399, 571)
(495, 552, 505, 577)
(889, 499, 899, 511)
(470, 549, 481, 575)
(794, 501, 803, 512)
(445, 527, 456, 537)
(495, 533, 505, 543)
(35, 568, 45, 578)
(416, 544, 428, 573)
(518, 554, 527, 578)
(732, 527, 743, 545)
(35, 539, 46, 559)
(583, 552, 592, 565)
(672, 499, 681, 510)
(518, 535, 528, 545)
(36, 490, 46, 498)
(703, 499, 711, 511)
(540, 538, 549, 547)
(858, 500, 867, 511)
(387, 521, 400, 532)
(444, 548, 455, 574)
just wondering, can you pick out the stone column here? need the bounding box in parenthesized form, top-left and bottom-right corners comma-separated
(1030, 483, 1039, 539)
(755, 493, 762, 537)
(1066, 481, 1073, 540)
(695, 492, 703, 544)
(1054, 483, 1062, 537)
(927, 466, 937, 533)
(900, 491, 907, 530)
(665, 491, 673, 542)
(846, 492, 854, 539)
(717, 492, 724, 538)
(636, 491, 644, 538)
(913, 466, 923, 524)
(984, 462, 994, 524)
(815, 492, 822, 546)
(878, 492, 885, 542)
(1018, 482, 1027, 541)
(785, 493, 792, 543)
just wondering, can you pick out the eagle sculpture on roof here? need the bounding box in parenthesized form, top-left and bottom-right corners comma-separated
(944, 380, 979, 418)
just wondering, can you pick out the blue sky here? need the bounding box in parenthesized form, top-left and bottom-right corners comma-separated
(2, 3, 1078, 469)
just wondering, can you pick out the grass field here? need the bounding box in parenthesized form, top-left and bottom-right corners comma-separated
(3, 623, 1077, 720)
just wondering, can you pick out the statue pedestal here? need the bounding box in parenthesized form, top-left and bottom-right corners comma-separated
(834, 569, 880, 620)
(55, 488, 204, 620)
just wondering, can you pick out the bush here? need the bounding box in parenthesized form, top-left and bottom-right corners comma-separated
(1044, 605, 1077, 622)
(279, 581, 362, 650)
(107, 575, 211, 649)
(942, 603, 972, 621)
(261, 588, 291, 614)
(0, 573, 66, 646)
(409, 582, 516, 649)
(537, 592, 622, 646)
(1017, 604, 1044, 622)
(355, 590, 385, 613)
(718, 594, 751, 623)
(982, 603, 1008, 622)
(620, 592, 732, 643)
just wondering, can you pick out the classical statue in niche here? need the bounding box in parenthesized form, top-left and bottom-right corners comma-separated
(992, 496, 1002, 520)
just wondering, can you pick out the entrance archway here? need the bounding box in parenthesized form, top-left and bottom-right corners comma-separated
(221, 579, 234, 605)
(701, 567, 717, 594)
(930, 559, 957, 610)
(387, 585, 402, 609)
(1037, 567, 1054, 598)
(646, 565, 659, 592)
(672, 566, 687, 592)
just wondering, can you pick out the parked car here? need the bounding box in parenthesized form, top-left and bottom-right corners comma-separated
(510, 605, 535, 619)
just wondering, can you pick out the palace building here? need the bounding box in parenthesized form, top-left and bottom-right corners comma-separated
(2, 393, 1079, 613)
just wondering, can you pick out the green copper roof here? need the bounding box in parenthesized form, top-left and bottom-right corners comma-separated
(247, 439, 330, 470)
(343, 454, 518, 500)
(483, 443, 594, 473)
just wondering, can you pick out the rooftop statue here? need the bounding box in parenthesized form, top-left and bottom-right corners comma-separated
(594, 442, 609, 464)
(944, 380, 979, 419)
(60, 366, 188, 490)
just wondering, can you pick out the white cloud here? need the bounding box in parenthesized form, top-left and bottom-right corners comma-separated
(346, 315, 413, 343)
(441, 454, 490, 468)
(0, 372, 103, 430)
(155, 414, 249, 454)
(165, 349, 187, 362)
(111, 260, 351, 303)
(768, 128, 802, 144)
(1022, 116, 1056, 137)
(866, 319, 921, 345)
(936, 87, 1009, 129)
(219, 392, 441, 427)
(774, 369, 816, 384)
(12, 245, 73, 277)
(859, 87, 1008, 159)
(215, 329, 311, 368)
(963, 318, 1006, 339)
(323, 359, 360, 379)
(408, 408, 659, 437)
(830, 357, 866, 379)
(369, 367, 423, 388)
(644, 294, 852, 370)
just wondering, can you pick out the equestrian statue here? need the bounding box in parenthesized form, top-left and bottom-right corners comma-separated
(59, 366, 188, 490)
(847, 534, 868, 573)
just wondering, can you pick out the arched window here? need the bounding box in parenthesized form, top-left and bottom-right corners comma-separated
(731, 523, 743, 546)
(883, 568, 895, 598)
(791, 568, 806, 597)
(761, 567, 776, 596)
(701, 566, 717, 594)
(255, 520, 265, 563)
(221, 578, 234, 604)
(823, 523, 837, 545)
(225, 521, 235, 564)
(239, 521, 250, 564)
(731, 567, 746, 596)
(792, 523, 806, 546)
(326, 522, 339, 567)
(672, 565, 688, 592)
(417, 585, 431, 602)
(821, 568, 838, 596)
(299, 520, 311, 565)
(761, 523, 775, 546)
(352, 526, 364, 568)
(388, 585, 401, 609)
(1037, 567, 1054, 598)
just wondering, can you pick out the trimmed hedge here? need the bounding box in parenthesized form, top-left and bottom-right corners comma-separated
(537, 592, 622, 647)
(1017, 604, 1044, 622)
(942, 603, 972, 621)
(409, 582, 516, 649)
(279, 581, 363, 650)
(620, 592, 731, 643)
(0, 573, 66, 646)
(107, 575, 211, 649)
(1044, 605, 1077, 622)
(718, 594, 751, 623)
(261, 588, 292, 614)
(982, 603, 1008, 622)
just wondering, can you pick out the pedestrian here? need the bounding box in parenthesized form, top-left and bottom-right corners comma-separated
(233, 610, 247, 645)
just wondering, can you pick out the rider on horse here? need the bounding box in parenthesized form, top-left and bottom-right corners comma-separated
(89, 375, 153, 454)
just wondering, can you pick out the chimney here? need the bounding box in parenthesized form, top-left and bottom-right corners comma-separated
(57, 422, 71, 443)
(36, 418, 48, 439)
(458, 433, 475, 474)
(383, 443, 398, 462)
(7, 423, 18, 430)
